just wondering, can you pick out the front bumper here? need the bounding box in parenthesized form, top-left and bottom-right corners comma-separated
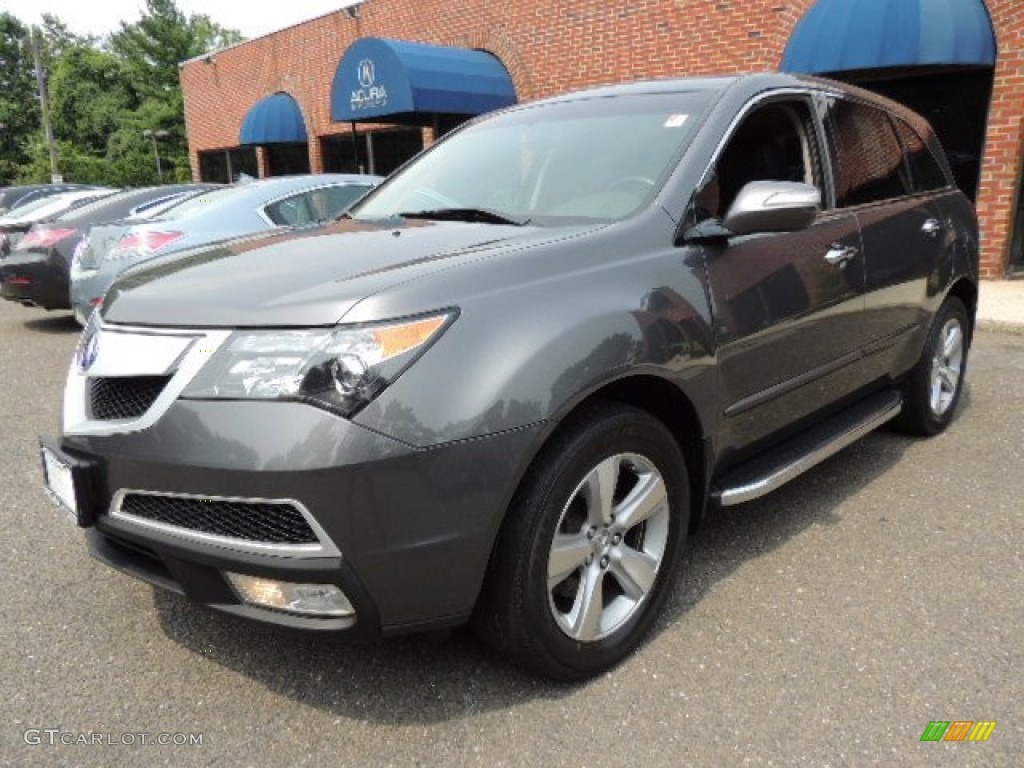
(57, 398, 541, 637)
(0, 250, 70, 309)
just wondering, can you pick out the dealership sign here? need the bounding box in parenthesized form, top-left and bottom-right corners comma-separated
(350, 58, 388, 112)
(331, 36, 516, 122)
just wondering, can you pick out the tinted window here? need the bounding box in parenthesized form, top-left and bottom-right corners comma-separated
(892, 118, 949, 193)
(827, 100, 911, 207)
(264, 193, 314, 226)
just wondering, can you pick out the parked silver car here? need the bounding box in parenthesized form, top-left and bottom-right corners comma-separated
(69, 175, 380, 323)
(1, 185, 216, 312)
(0, 188, 118, 256)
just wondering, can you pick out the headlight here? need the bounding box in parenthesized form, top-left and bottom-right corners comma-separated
(182, 312, 454, 417)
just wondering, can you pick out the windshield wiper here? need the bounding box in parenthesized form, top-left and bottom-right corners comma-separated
(399, 208, 530, 226)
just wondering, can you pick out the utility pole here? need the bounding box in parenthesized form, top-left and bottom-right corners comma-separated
(28, 26, 60, 183)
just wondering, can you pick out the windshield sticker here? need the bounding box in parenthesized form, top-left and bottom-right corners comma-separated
(664, 114, 689, 128)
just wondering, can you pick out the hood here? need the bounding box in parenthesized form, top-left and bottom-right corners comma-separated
(102, 218, 597, 327)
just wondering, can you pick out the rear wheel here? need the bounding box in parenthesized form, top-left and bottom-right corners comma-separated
(473, 403, 689, 680)
(895, 296, 970, 436)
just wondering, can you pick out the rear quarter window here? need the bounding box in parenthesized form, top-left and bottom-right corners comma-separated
(264, 193, 314, 226)
(891, 118, 950, 193)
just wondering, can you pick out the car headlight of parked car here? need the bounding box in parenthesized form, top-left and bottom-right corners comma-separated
(182, 312, 454, 417)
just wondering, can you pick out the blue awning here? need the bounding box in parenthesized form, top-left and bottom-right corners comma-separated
(782, 0, 996, 74)
(331, 37, 517, 123)
(240, 92, 308, 145)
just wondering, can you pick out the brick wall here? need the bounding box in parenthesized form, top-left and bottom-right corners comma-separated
(180, 0, 1023, 276)
(976, 1, 1024, 277)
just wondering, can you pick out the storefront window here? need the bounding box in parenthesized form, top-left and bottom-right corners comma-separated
(322, 128, 424, 176)
(198, 147, 258, 183)
(265, 143, 311, 176)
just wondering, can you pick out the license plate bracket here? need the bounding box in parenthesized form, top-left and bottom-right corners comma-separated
(39, 438, 99, 527)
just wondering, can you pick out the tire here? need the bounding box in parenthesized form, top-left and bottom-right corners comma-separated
(472, 402, 689, 681)
(894, 296, 970, 436)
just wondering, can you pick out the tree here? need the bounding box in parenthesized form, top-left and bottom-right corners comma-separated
(39, 14, 96, 62)
(105, 0, 243, 183)
(50, 46, 138, 154)
(6, 0, 243, 185)
(0, 13, 38, 185)
(110, 0, 243, 101)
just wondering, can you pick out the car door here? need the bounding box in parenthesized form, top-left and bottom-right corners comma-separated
(823, 98, 950, 382)
(698, 95, 866, 456)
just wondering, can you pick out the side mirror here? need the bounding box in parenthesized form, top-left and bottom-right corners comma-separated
(722, 180, 821, 236)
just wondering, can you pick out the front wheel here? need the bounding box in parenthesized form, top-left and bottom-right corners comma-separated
(473, 403, 689, 681)
(895, 296, 970, 436)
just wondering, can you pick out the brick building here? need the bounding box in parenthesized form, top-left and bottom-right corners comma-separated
(179, 0, 1024, 277)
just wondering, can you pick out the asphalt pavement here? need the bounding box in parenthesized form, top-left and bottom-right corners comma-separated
(1, 299, 1021, 767)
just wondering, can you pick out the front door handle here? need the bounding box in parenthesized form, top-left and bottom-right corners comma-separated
(922, 218, 942, 238)
(824, 244, 858, 267)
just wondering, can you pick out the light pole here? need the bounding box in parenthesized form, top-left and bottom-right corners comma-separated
(27, 27, 60, 183)
(143, 129, 170, 181)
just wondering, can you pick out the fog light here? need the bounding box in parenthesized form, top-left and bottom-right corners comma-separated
(226, 573, 355, 618)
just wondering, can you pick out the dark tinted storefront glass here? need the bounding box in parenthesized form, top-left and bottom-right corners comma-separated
(199, 148, 258, 182)
(228, 148, 258, 181)
(265, 143, 311, 176)
(199, 150, 228, 183)
(322, 129, 423, 176)
(370, 129, 424, 175)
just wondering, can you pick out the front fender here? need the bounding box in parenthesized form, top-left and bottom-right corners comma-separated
(352, 247, 716, 448)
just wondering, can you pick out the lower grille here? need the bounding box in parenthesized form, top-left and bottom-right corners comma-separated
(89, 375, 171, 420)
(118, 493, 319, 545)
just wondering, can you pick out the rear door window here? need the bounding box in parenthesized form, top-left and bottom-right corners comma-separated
(826, 99, 912, 207)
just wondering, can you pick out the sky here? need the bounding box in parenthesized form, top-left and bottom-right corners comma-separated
(3, 0, 354, 41)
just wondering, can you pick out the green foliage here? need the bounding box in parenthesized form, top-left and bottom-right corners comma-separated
(50, 46, 138, 152)
(39, 14, 96, 63)
(0, 13, 39, 185)
(110, 0, 243, 100)
(3, 0, 243, 186)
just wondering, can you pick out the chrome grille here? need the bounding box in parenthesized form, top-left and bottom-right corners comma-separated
(118, 493, 318, 544)
(89, 375, 172, 420)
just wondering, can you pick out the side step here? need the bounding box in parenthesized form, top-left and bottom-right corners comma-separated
(712, 390, 902, 508)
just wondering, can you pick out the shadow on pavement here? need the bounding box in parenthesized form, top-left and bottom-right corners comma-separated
(22, 312, 80, 335)
(151, 415, 946, 724)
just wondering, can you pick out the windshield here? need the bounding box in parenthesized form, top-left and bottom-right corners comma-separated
(354, 90, 713, 225)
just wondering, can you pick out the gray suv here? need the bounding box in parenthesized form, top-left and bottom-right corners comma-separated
(41, 74, 978, 680)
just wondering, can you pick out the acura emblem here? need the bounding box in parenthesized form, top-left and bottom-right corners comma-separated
(358, 59, 375, 88)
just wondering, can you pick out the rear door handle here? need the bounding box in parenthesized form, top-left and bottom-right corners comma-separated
(824, 244, 858, 267)
(922, 219, 942, 238)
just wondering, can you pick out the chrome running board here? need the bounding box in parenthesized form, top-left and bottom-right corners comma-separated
(712, 390, 902, 507)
